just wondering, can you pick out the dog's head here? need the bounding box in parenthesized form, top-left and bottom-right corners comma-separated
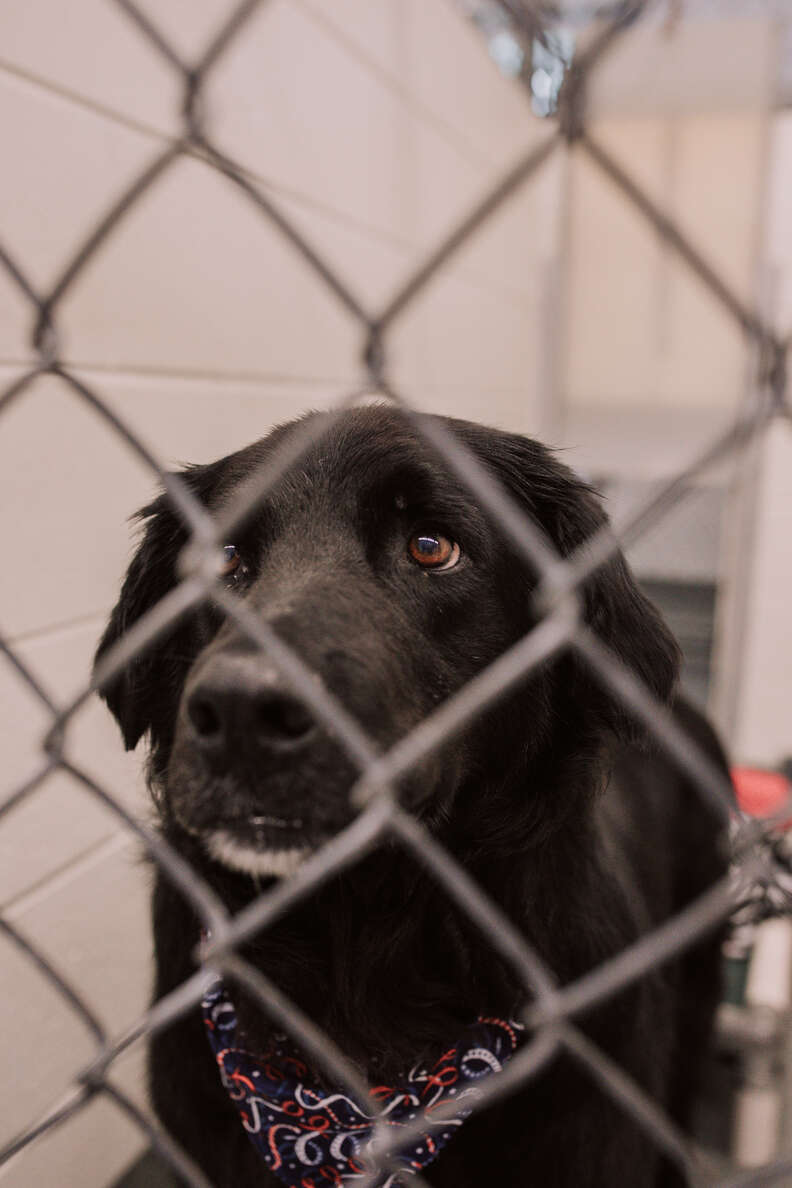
(95, 407, 678, 879)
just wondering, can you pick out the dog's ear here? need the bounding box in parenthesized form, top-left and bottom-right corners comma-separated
(94, 463, 219, 750)
(458, 424, 680, 725)
(576, 545, 680, 737)
(94, 491, 186, 750)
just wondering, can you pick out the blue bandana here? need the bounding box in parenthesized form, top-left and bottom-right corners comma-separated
(202, 978, 524, 1186)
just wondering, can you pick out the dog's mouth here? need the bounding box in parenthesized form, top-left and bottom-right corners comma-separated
(247, 813, 305, 833)
(201, 812, 329, 879)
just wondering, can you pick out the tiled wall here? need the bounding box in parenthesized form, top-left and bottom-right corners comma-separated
(727, 112, 792, 767)
(564, 13, 773, 412)
(0, 2, 560, 1182)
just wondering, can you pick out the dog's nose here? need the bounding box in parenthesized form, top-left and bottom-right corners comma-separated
(185, 664, 316, 761)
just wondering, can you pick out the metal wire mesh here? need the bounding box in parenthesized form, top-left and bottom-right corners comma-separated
(1, 0, 791, 1184)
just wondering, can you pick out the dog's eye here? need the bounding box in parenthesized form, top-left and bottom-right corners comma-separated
(220, 545, 242, 577)
(407, 532, 461, 571)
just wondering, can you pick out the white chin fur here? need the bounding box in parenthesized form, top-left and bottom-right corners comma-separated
(205, 832, 309, 878)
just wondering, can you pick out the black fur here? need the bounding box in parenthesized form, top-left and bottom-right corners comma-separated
(96, 407, 728, 1187)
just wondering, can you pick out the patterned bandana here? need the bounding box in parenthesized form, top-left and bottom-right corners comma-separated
(202, 978, 524, 1186)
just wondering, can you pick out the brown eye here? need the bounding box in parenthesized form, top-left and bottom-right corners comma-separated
(220, 544, 241, 577)
(407, 532, 461, 571)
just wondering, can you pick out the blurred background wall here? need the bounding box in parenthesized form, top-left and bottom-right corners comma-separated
(0, 1, 789, 1183)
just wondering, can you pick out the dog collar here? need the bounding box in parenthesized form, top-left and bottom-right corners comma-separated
(202, 978, 524, 1185)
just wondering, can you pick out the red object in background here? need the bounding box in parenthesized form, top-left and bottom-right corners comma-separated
(732, 766, 792, 823)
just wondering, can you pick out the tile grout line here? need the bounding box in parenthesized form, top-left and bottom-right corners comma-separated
(0, 359, 541, 398)
(2, 830, 136, 921)
(6, 611, 108, 648)
(0, 54, 175, 144)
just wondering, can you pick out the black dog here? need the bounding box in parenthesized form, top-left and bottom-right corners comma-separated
(96, 406, 728, 1187)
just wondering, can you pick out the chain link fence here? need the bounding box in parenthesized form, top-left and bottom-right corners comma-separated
(1, 0, 791, 1184)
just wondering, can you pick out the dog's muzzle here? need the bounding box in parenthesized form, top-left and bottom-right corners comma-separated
(166, 649, 361, 875)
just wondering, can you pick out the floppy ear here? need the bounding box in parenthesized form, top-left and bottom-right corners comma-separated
(94, 463, 221, 751)
(456, 423, 680, 726)
(577, 545, 680, 738)
(94, 492, 187, 750)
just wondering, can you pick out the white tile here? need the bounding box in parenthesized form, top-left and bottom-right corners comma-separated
(0, 0, 179, 132)
(298, 0, 540, 167)
(393, 271, 544, 409)
(589, 16, 774, 118)
(0, 67, 402, 375)
(0, 0, 540, 181)
(659, 114, 762, 406)
(206, 0, 555, 297)
(202, 0, 555, 291)
(0, 372, 338, 638)
(98, 331, 549, 464)
(565, 114, 759, 409)
(560, 404, 736, 483)
(0, 276, 34, 367)
(434, 153, 564, 305)
(0, 923, 95, 1146)
(0, 13, 558, 381)
(734, 420, 792, 765)
(404, 0, 541, 168)
(0, 621, 146, 906)
(401, 382, 547, 441)
(0, 74, 159, 301)
(204, 0, 410, 242)
(126, 0, 248, 63)
(9, 838, 153, 1031)
(82, 370, 340, 466)
(766, 112, 792, 334)
(564, 118, 667, 407)
(406, 135, 561, 309)
(58, 152, 365, 378)
(674, 114, 762, 299)
(0, 1053, 148, 1188)
(0, 373, 159, 637)
(295, 0, 406, 96)
(0, 840, 151, 1149)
